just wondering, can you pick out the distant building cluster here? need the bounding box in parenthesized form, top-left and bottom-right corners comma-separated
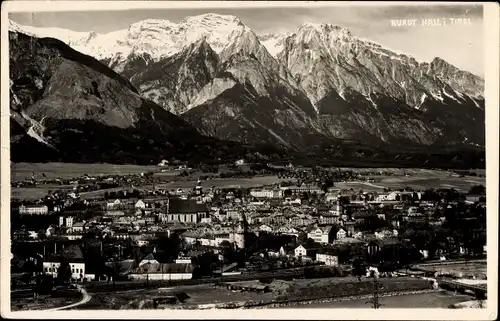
(11, 169, 486, 285)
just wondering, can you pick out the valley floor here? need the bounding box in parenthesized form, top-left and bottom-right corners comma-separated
(11, 162, 485, 200)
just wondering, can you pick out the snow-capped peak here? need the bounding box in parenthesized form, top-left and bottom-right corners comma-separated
(258, 32, 291, 58)
(180, 13, 243, 28)
(9, 14, 247, 65)
(297, 22, 352, 39)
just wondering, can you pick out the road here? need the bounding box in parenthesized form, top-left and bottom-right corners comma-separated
(45, 285, 91, 311)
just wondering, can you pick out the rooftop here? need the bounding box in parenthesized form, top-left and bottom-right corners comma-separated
(169, 199, 208, 214)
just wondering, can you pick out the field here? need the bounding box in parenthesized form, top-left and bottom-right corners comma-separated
(416, 262, 487, 279)
(11, 295, 81, 311)
(152, 176, 291, 189)
(81, 284, 275, 309)
(10, 163, 485, 201)
(74, 176, 291, 200)
(11, 184, 75, 201)
(79, 276, 433, 309)
(287, 291, 472, 308)
(335, 176, 485, 193)
(11, 162, 160, 181)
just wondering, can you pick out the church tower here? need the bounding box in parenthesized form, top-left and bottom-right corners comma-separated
(232, 212, 247, 249)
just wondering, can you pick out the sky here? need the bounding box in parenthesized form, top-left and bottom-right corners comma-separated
(8, 3, 484, 76)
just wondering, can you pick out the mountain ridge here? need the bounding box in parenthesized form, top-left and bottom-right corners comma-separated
(9, 14, 485, 155)
(8, 30, 286, 164)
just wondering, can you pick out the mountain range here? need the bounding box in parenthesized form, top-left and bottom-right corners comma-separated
(9, 14, 485, 166)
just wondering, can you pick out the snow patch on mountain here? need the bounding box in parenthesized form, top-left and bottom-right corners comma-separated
(442, 87, 459, 102)
(259, 32, 291, 57)
(188, 77, 238, 108)
(20, 112, 53, 147)
(10, 14, 247, 63)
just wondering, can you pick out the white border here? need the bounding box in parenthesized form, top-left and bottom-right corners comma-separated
(1, 1, 498, 320)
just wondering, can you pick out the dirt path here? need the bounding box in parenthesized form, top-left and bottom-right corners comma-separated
(45, 285, 91, 311)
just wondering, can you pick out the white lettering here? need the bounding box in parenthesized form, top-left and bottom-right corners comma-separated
(391, 19, 418, 27)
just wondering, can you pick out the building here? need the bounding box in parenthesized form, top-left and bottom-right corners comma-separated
(374, 192, 399, 202)
(259, 224, 273, 233)
(70, 222, 84, 233)
(135, 200, 146, 209)
(230, 214, 247, 249)
(139, 253, 160, 267)
(316, 253, 339, 266)
(465, 194, 486, 204)
(330, 201, 343, 216)
(307, 226, 335, 244)
(294, 244, 319, 260)
(161, 199, 208, 223)
(319, 215, 340, 225)
(250, 189, 283, 199)
(325, 193, 339, 203)
(43, 259, 87, 281)
(374, 229, 397, 239)
(280, 184, 323, 195)
(19, 204, 49, 215)
(106, 199, 122, 209)
(58, 215, 74, 227)
(336, 227, 348, 240)
(276, 226, 299, 238)
(235, 159, 246, 166)
(175, 250, 211, 264)
(366, 238, 400, 258)
(128, 263, 197, 281)
(343, 220, 356, 236)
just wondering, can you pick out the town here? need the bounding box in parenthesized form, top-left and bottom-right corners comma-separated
(10, 163, 487, 309)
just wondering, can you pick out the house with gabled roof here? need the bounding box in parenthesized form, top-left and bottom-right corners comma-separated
(336, 226, 348, 240)
(307, 226, 335, 244)
(294, 244, 321, 260)
(139, 253, 159, 267)
(128, 263, 198, 280)
(316, 247, 339, 266)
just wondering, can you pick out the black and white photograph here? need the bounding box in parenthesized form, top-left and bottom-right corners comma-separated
(1, 1, 498, 319)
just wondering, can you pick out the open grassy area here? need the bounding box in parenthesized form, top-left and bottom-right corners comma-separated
(11, 185, 75, 201)
(75, 176, 290, 200)
(335, 176, 485, 193)
(287, 291, 473, 308)
(78, 276, 433, 310)
(10, 162, 485, 201)
(416, 262, 487, 278)
(10, 295, 80, 311)
(11, 162, 160, 182)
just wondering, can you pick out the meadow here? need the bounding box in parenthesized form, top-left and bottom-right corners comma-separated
(289, 291, 472, 308)
(11, 162, 160, 182)
(10, 163, 485, 201)
(335, 176, 485, 193)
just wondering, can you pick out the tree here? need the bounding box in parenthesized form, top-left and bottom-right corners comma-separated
(297, 232, 308, 243)
(352, 258, 365, 281)
(218, 240, 234, 261)
(57, 260, 72, 283)
(468, 185, 485, 195)
(35, 274, 53, 297)
(37, 229, 46, 240)
(321, 178, 334, 193)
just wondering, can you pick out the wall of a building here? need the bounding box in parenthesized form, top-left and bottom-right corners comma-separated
(128, 273, 193, 280)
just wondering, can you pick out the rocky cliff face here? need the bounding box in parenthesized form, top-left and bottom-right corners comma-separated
(277, 23, 484, 146)
(182, 28, 325, 150)
(9, 31, 280, 164)
(10, 15, 485, 152)
(130, 38, 220, 114)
